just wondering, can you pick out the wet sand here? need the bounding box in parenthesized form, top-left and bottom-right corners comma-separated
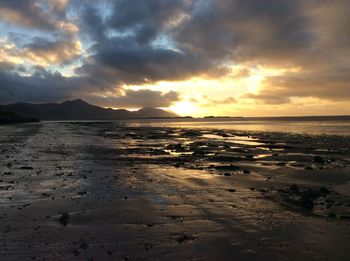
(0, 122, 350, 260)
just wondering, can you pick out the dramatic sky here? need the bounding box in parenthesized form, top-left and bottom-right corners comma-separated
(0, 0, 349, 116)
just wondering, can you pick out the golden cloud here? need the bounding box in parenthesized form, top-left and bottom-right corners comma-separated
(0, 38, 82, 67)
(23, 40, 82, 67)
(50, 0, 70, 11)
(56, 21, 79, 34)
(0, 1, 78, 35)
(0, 38, 24, 64)
(0, 7, 36, 29)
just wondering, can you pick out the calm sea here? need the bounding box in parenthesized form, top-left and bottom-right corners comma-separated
(115, 116, 350, 136)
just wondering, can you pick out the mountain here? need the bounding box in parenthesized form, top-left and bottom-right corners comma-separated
(0, 99, 179, 120)
(0, 110, 39, 124)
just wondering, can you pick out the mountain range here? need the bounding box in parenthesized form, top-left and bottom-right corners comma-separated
(0, 99, 179, 121)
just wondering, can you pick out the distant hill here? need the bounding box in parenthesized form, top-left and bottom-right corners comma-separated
(0, 99, 178, 121)
(0, 110, 39, 124)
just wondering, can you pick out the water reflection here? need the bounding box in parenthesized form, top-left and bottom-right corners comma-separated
(121, 119, 350, 136)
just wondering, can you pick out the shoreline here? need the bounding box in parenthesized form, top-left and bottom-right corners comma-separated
(0, 122, 349, 260)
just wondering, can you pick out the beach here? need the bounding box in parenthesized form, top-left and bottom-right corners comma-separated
(1, 121, 350, 260)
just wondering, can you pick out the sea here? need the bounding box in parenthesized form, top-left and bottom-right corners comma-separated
(112, 116, 350, 136)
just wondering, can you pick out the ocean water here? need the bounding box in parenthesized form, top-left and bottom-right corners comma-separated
(116, 117, 350, 136)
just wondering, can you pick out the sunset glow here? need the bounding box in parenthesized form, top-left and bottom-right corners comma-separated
(0, 0, 349, 116)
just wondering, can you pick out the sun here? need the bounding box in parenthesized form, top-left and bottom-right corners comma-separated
(169, 101, 198, 116)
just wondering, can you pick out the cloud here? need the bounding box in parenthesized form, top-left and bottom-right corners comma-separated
(173, 0, 350, 103)
(175, 0, 314, 65)
(201, 95, 236, 106)
(250, 68, 350, 103)
(87, 89, 180, 108)
(0, 0, 350, 108)
(0, 37, 82, 67)
(0, 38, 24, 65)
(0, 58, 179, 108)
(0, 68, 75, 103)
(81, 39, 209, 84)
(51, 0, 70, 12)
(0, 0, 77, 34)
(23, 38, 82, 66)
(76, 1, 214, 85)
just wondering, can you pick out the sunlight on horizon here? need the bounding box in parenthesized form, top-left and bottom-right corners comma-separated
(119, 65, 304, 117)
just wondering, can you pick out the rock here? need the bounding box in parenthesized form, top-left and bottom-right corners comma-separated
(276, 162, 287, 166)
(301, 196, 314, 211)
(319, 187, 331, 195)
(328, 212, 337, 218)
(226, 189, 236, 192)
(181, 131, 201, 137)
(289, 184, 299, 192)
(215, 164, 241, 171)
(79, 242, 89, 250)
(313, 156, 325, 164)
(59, 213, 70, 226)
(20, 166, 33, 170)
(176, 234, 194, 243)
(326, 199, 334, 209)
(243, 169, 251, 174)
(245, 155, 254, 160)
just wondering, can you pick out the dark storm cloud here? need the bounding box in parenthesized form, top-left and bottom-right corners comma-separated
(0, 69, 75, 103)
(77, 0, 213, 84)
(1, 0, 350, 106)
(175, 0, 313, 64)
(84, 38, 208, 84)
(0, 65, 180, 108)
(107, 0, 188, 44)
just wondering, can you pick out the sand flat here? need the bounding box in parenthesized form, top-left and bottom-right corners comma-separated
(0, 122, 350, 260)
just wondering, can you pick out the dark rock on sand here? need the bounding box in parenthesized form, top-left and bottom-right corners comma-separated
(181, 131, 202, 137)
(313, 156, 325, 164)
(280, 185, 333, 212)
(20, 166, 34, 170)
(289, 184, 299, 192)
(211, 155, 243, 162)
(301, 196, 314, 211)
(176, 234, 195, 243)
(328, 212, 337, 218)
(215, 164, 241, 171)
(59, 213, 70, 226)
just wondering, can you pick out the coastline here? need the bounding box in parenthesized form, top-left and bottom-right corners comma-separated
(0, 122, 349, 260)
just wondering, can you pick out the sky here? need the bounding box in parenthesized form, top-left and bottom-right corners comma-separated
(0, 0, 349, 117)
